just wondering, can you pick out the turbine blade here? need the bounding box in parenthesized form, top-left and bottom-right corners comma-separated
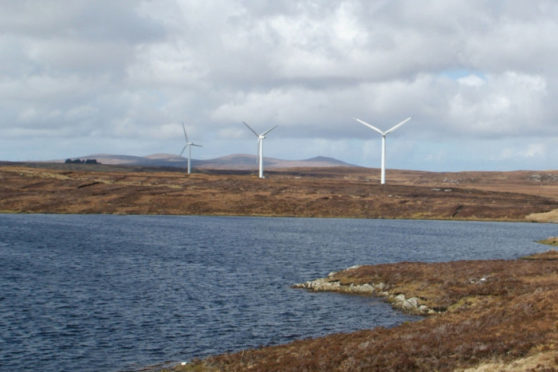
(242, 121, 259, 137)
(179, 145, 187, 156)
(384, 117, 411, 135)
(261, 125, 278, 137)
(354, 118, 385, 135)
(182, 122, 189, 142)
(192, 143, 202, 147)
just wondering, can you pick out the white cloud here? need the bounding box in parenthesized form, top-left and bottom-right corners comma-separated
(457, 74, 485, 87)
(447, 72, 548, 137)
(0, 0, 557, 170)
(520, 143, 547, 159)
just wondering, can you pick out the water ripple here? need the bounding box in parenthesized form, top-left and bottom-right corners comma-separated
(0, 214, 555, 371)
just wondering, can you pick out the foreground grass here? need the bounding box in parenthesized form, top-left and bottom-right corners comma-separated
(168, 251, 558, 371)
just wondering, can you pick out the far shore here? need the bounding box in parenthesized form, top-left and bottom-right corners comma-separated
(1, 163, 558, 223)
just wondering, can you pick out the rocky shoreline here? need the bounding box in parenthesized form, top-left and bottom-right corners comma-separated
(292, 266, 437, 315)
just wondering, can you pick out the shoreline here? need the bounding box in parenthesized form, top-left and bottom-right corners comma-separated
(3, 209, 556, 224)
(1, 210, 554, 224)
(171, 249, 558, 371)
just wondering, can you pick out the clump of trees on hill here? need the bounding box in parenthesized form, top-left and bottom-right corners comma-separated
(65, 158, 98, 164)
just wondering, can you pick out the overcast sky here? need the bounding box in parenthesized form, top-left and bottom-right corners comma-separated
(1, 0, 557, 171)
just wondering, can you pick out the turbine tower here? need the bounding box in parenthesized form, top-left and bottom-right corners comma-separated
(242, 121, 277, 179)
(179, 122, 202, 175)
(354, 116, 411, 185)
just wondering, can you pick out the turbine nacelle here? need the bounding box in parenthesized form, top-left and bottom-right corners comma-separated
(243, 121, 277, 139)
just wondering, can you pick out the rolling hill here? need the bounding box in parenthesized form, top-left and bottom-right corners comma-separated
(62, 153, 355, 170)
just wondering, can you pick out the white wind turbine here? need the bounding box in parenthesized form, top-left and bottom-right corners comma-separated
(354, 116, 411, 185)
(242, 121, 277, 179)
(179, 122, 202, 175)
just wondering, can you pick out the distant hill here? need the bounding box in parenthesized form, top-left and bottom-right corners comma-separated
(61, 153, 356, 170)
(196, 154, 354, 169)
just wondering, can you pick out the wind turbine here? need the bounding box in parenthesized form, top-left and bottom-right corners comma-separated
(242, 121, 277, 179)
(354, 116, 411, 185)
(179, 122, 201, 175)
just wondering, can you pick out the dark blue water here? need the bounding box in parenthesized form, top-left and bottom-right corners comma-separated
(0, 215, 555, 371)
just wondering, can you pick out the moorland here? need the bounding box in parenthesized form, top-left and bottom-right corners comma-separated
(1, 162, 557, 222)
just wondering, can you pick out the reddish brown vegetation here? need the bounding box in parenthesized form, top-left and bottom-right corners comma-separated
(1, 164, 557, 221)
(173, 253, 558, 371)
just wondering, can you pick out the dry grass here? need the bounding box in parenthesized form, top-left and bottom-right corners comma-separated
(528, 210, 558, 223)
(537, 237, 558, 247)
(459, 350, 558, 371)
(173, 252, 558, 371)
(1, 164, 558, 222)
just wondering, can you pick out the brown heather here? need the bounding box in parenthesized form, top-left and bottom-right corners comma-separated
(1, 164, 557, 222)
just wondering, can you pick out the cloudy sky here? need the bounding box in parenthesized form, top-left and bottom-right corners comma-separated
(1, 0, 557, 171)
